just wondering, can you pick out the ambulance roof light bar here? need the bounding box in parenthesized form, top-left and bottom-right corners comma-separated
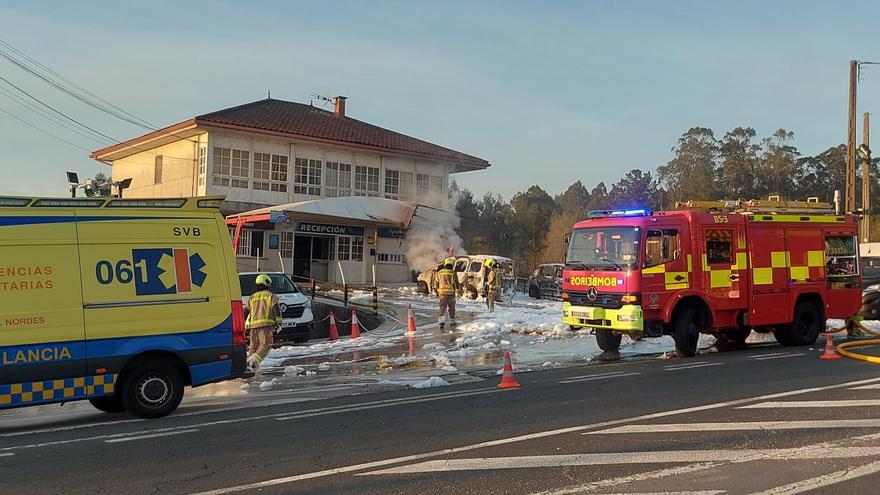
(587, 208, 653, 219)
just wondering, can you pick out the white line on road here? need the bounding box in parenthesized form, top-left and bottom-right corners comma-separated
(186, 376, 880, 495)
(0, 453, 13, 458)
(750, 353, 804, 361)
(556, 371, 635, 381)
(104, 429, 200, 443)
(275, 389, 504, 421)
(663, 362, 724, 371)
(850, 383, 880, 390)
(545, 492, 725, 495)
(360, 447, 880, 475)
(748, 352, 793, 359)
(584, 419, 880, 435)
(1, 387, 506, 453)
(530, 464, 725, 495)
(558, 372, 641, 384)
(740, 399, 880, 409)
(752, 459, 880, 494)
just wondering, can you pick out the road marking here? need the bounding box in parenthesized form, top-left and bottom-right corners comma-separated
(748, 352, 792, 359)
(753, 459, 880, 494)
(740, 399, 880, 409)
(585, 419, 880, 435)
(0, 453, 13, 458)
(558, 372, 641, 384)
(544, 492, 725, 495)
(360, 447, 880, 475)
(104, 429, 199, 443)
(275, 389, 504, 421)
(530, 464, 724, 495)
(750, 353, 804, 361)
(0, 387, 505, 452)
(663, 362, 724, 371)
(186, 376, 880, 495)
(850, 383, 880, 390)
(557, 370, 633, 381)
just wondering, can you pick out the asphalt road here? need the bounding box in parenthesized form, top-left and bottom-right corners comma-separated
(4, 344, 880, 495)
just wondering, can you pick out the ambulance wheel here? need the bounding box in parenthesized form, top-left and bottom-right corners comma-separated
(121, 363, 184, 419)
(417, 281, 429, 294)
(529, 286, 540, 299)
(595, 329, 622, 352)
(774, 302, 821, 346)
(673, 307, 700, 357)
(89, 395, 125, 413)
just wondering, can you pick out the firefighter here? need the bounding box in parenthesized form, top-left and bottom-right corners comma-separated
(485, 259, 502, 313)
(244, 274, 283, 374)
(437, 258, 459, 328)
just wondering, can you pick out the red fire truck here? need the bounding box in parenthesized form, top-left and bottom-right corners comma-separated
(562, 200, 862, 357)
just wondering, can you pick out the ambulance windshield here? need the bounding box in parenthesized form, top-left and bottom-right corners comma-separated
(566, 227, 641, 271)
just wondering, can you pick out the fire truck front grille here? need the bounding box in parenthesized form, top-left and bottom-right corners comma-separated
(568, 291, 624, 309)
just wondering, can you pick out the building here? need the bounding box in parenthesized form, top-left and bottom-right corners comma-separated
(91, 97, 489, 284)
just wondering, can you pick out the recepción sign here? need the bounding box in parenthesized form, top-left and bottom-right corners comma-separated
(296, 222, 364, 236)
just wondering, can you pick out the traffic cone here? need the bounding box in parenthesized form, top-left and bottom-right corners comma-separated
(350, 309, 361, 339)
(497, 351, 521, 389)
(820, 332, 842, 360)
(328, 312, 339, 341)
(407, 304, 417, 334)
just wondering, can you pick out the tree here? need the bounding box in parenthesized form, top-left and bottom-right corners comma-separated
(757, 129, 800, 199)
(510, 186, 558, 272)
(555, 181, 590, 214)
(477, 192, 516, 256)
(539, 210, 581, 264)
(585, 182, 610, 210)
(719, 127, 760, 199)
(454, 188, 482, 252)
(608, 169, 658, 210)
(657, 127, 719, 202)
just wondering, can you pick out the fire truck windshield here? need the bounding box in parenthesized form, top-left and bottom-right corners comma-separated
(566, 227, 641, 271)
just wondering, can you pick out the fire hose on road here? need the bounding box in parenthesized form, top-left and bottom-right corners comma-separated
(833, 318, 880, 364)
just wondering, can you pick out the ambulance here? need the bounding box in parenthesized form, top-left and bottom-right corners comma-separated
(0, 196, 246, 418)
(562, 199, 862, 357)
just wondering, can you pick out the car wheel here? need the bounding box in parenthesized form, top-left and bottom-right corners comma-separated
(121, 363, 185, 419)
(466, 285, 478, 299)
(89, 395, 126, 413)
(774, 301, 821, 346)
(528, 285, 540, 299)
(417, 281, 429, 294)
(595, 329, 622, 352)
(673, 307, 700, 357)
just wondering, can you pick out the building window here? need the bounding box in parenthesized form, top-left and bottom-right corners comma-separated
(337, 236, 351, 260)
(399, 171, 413, 201)
(416, 174, 430, 196)
(271, 155, 288, 192)
(153, 155, 163, 184)
(378, 253, 406, 264)
(198, 147, 207, 186)
(280, 231, 294, 259)
(294, 158, 322, 196)
(352, 236, 364, 262)
(354, 165, 379, 196)
(324, 162, 352, 197)
(212, 147, 249, 188)
(386, 170, 414, 201)
(253, 152, 271, 191)
(234, 229, 252, 256)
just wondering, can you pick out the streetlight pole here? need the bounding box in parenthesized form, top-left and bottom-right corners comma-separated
(847, 60, 858, 213)
(860, 114, 872, 242)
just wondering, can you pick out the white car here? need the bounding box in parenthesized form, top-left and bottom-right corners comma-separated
(239, 272, 314, 343)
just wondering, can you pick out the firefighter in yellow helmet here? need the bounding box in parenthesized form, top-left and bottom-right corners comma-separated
(437, 258, 459, 328)
(244, 273, 282, 374)
(484, 258, 502, 313)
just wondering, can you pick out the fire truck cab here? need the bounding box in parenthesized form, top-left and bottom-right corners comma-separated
(562, 200, 861, 357)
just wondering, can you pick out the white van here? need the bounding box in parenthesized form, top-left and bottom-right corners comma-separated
(239, 272, 313, 343)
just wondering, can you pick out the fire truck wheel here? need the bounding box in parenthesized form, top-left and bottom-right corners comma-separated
(774, 302, 821, 346)
(595, 329, 622, 352)
(673, 307, 700, 357)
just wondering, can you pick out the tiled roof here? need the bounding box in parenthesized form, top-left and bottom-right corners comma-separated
(194, 98, 489, 167)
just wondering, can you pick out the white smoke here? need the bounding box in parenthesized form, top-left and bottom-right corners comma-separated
(405, 207, 467, 272)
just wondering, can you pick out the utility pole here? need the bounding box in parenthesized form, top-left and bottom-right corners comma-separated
(862, 112, 872, 241)
(847, 60, 858, 213)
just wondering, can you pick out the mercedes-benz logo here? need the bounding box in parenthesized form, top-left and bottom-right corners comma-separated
(587, 286, 598, 301)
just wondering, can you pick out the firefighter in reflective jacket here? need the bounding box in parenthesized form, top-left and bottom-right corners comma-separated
(485, 259, 502, 313)
(437, 258, 459, 328)
(244, 273, 282, 373)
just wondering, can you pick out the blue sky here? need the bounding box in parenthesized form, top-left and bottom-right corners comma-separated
(2, 0, 880, 199)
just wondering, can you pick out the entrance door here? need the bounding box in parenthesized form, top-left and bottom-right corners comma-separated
(702, 224, 747, 321)
(293, 235, 312, 281)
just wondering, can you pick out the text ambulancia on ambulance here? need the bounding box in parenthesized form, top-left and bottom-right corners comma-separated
(0, 196, 246, 419)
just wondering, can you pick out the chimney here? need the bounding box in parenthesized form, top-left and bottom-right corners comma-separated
(333, 96, 347, 118)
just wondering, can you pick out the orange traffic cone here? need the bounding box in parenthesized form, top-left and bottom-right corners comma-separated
(820, 332, 842, 360)
(497, 351, 521, 389)
(407, 304, 417, 334)
(328, 312, 339, 341)
(350, 309, 361, 339)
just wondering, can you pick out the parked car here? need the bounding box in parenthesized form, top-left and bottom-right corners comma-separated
(528, 263, 563, 299)
(239, 272, 313, 343)
(417, 255, 515, 301)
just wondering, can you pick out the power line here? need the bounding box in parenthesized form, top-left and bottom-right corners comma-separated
(0, 86, 110, 144)
(0, 104, 92, 151)
(0, 40, 157, 130)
